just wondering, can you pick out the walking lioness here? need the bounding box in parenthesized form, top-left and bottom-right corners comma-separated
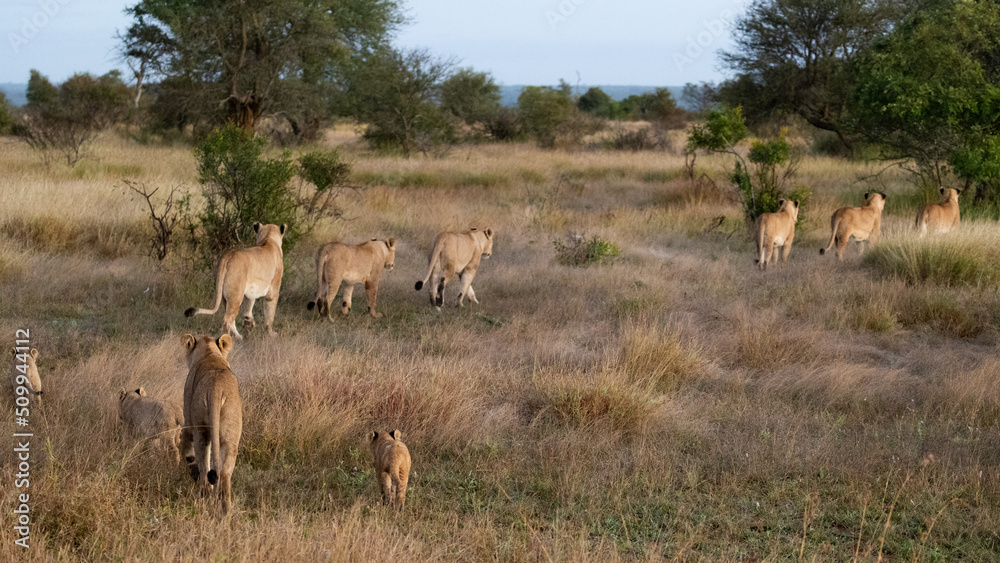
(369, 429, 411, 510)
(415, 228, 494, 308)
(307, 238, 396, 319)
(916, 188, 960, 236)
(755, 199, 799, 270)
(820, 192, 887, 260)
(180, 334, 243, 514)
(184, 222, 285, 340)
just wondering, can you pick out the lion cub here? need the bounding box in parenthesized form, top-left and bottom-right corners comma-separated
(307, 238, 396, 319)
(916, 187, 960, 236)
(181, 334, 243, 514)
(755, 199, 799, 270)
(9, 347, 43, 404)
(118, 387, 184, 463)
(368, 430, 411, 510)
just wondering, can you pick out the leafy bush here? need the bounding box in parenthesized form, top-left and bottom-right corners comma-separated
(553, 234, 620, 266)
(0, 92, 14, 135)
(440, 68, 501, 126)
(483, 106, 527, 142)
(518, 84, 575, 148)
(862, 227, 1000, 287)
(606, 126, 662, 151)
(16, 70, 130, 166)
(191, 124, 299, 262)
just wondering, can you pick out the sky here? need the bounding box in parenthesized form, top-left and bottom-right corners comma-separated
(0, 0, 749, 85)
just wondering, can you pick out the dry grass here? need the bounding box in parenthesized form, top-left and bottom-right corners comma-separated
(1, 132, 999, 560)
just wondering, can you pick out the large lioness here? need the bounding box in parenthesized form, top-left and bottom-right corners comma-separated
(820, 192, 887, 260)
(180, 334, 243, 514)
(916, 188, 960, 236)
(755, 199, 799, 270)
(414, 228, 494, 308)
(368, 429, 411, 510)
(118, 387, 184, 463)
(307, 238, 396, 319)
(184, 222, 286, 340)
(9, 347, 42, 404)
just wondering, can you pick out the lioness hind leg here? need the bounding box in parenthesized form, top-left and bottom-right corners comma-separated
(240, 297, 257, 332)
(467, 285, 479, 305)
(395, 472, 408, 510)
(341, 284, 355, 316)
(456, 269, 477, 307)
(261, 294, 279, 337)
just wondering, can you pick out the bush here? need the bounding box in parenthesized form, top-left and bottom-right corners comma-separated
(553, 234, 620, 266)
(16, 70, 130, 166)
(606, 126, 662, 151)
(0, 92, 14, 135)
(862, 226, 1000, 287)
(440, 68, 501, 127)
(483, 106, 527, 142)
(518, 83, 574, 148)
(191, 124, 299, 262)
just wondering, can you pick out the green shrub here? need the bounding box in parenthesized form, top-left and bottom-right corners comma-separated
(553, 234, 620, 266)
(191, 124, 298, 262)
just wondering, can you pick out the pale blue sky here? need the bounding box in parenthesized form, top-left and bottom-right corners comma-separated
(1, 0, 748, 85)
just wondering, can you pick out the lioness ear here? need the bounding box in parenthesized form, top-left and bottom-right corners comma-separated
(387, 237, 395, 248)
(136, 387, 146, 397)
(369, 430, 378, 442)
(10, 347, 16, 357)
(181, 334, 196, 352)
(485, 228, 493, 238)
(864, 192, 870, 199)
(29, 348, 38, 359)
(216, 334, 233, 355)
(389, 429, 402, 441)
(118, 387, 127, 401)
(778, 199, 786, 207)
(279, 224, 287, 235)
(794, 200, 800, 208)
(253, 222, 261, 233)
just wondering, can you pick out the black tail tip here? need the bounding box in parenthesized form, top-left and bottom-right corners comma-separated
(819, 248, 826, 255)
(207, 469, 218, 485)
(414, 281, 423, 291)
(307, 301, 315, 311)
(184, 307, 197, 318)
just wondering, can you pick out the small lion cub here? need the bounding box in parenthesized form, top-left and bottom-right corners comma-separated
(118, 387, 184, 463)
(368, 430, 411, 510)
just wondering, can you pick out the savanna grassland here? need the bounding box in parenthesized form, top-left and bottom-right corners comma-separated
(1, 128, 999, 561)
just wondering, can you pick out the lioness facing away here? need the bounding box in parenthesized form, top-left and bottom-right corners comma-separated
(916, 188, 960, 236)
(9, 347, 43, 404)
(184, 222, 286, 340)
(414, 228, 494, 309)
(820, 192, 887, 260)
(755, 199, 799, 270)
(118, 387, 184, 463)
(180, 334, 243, 514)
(307, 238, 396, 319)
(369, 430, 411, 510)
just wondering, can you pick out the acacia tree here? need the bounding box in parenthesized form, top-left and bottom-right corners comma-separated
(120, 0, 404, 133)
(852, 0, 1000, 202)
(719, 0, 905, 148)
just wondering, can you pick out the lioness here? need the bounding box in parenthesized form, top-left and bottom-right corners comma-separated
(118, 387, 184, 463)
(369, 429, 411, 510)
(820, 192, 887, 260)
(180, 334, 243, 514)
(916, 188, 960, 236)
(184, 222, 286, 340)
(755, 199, 799, 270)
(307, 238, 396, 319)
(414, 228, 494, 308)
(9, 347, 42, 404)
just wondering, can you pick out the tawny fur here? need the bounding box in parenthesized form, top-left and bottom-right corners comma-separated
(118, 387, 184, 463)
(307, 238, 396, 319)
(915, 188, 960, 236)
(414, 228, 494, 308)
(184, 223, 286, 340)
(820, 192, 887, 260)
(9, 347, 43, 404)
(369, 430, 411, 510)
(755, 199, 799, 271)
(180, 334, 243, 515)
